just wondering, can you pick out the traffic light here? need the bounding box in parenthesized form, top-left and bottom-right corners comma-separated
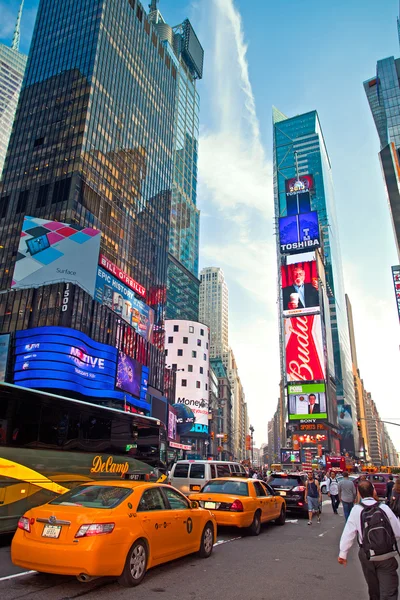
(210, 431, 215, 440)
(357, 420, 361, 431)
(223, 433, 228, 443)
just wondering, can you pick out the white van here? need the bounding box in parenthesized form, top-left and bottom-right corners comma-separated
(169, 460, 247, 495)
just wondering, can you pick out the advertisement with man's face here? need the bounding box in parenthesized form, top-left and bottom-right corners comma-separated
(281, 259, 319, 316)
(285, 315, 325, 382)
(288, 383, 327, 421)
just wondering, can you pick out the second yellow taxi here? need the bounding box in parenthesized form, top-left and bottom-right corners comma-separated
(189, 477, 286, 535)
(11, 477, 217, 586)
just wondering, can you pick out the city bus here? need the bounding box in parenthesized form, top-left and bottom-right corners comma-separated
(0, 382, 167, 533)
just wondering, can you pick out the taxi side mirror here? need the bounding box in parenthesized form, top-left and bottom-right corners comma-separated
(190, 500, 199, 509)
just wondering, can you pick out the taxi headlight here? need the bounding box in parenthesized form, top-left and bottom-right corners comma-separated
(75, 523, 115, 538)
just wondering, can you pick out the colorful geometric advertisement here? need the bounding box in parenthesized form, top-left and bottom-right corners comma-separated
(285, 315, 325, 382)
(95, 267, 154, 342)
(12, 217, 101, 297)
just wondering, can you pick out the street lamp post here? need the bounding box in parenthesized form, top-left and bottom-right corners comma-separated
(249, 425, 254, 467)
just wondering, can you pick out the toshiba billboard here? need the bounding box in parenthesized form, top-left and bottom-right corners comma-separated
(284, 315, 325, 383)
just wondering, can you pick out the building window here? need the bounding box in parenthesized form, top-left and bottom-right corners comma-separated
(189, 326, 194, 333)
(188, 365, 193, 372)
(196, 381, 201, 389)
(197, 339, 201, 346)
(200, 329, 204, 336)
(192, 351, 197, 358)
(16, 190, 29, 214)
(172, 364, 177, 370)
(174, 325, 179, 332)
(178, 349, 183, 356)
(206, 343, 209, 350)
(183, 337, 188, 344)
(200, 367, 203, 374)
(205, 384, 208, 391)
(34, 136, 44, 148)
(182, 379, 187, 387)
(168, 336, 173, 343)
(204, 354, 207, 360)
(165, 349, 168, 356)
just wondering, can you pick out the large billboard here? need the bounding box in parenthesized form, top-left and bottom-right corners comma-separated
(99, 254, 146, 298)
(0, 334, 10, 382)
(285, 175, 313, 216)
(392, 265, 400, 322)
(116, 352, 142, 398)
(288, 382, 327, 421)
(12, 217, 101, 296)
(338, 404, 355, 455)
(279, 211, 320, 254)
(13, 326, 150, 409)
(285, 315, 325, 382)
(281, 258, 319, 316)
(280, 449, 301, 465)
(285, 175, 314, 195)
(95, 267, 154, 342)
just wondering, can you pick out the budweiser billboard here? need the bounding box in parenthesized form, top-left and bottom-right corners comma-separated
(285, 315, 325, 382)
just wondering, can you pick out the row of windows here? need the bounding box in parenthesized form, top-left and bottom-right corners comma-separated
(171, 324, 206, 335)
(167, 336, 208, 348)
(181, 379, 207, 390)
(165, 348, 207, 360)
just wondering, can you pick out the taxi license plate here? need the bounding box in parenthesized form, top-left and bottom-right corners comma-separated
(204, 501, 216, 509)
(42, 524, 61, 538)
(279, 491, 287, 496)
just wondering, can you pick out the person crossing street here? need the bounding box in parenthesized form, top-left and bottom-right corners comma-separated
(328, 471, 340, 514)
(305, 472, 322, 525)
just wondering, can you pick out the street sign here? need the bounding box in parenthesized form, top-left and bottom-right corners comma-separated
(216, 434, 224, 438)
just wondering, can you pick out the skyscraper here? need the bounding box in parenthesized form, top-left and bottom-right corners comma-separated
(0, 1, 27, 179)
(273, 109, 358, 455)
(199, 267, 229, 358)
(149, 2, 203, 322)
(364, 56, 400, 259)
(0, 0, 178, 401)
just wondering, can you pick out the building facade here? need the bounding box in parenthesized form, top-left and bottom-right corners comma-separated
(364, 54, 400, 260)
(273, 108, 358, 457)
(199, 267, 229, 358)
(210, 357, 234, 460)
(0, 0, 179, 406)
(149, 4, 203, 322)
(0, 1, 27, 179)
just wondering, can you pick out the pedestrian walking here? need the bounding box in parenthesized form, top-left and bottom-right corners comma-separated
(339, 472, 357, 522)
(305, 472, 322, 525)
(327, 471, 340, 514)
(386, 475, 395, 505)
(390, 478, 400, 518)
(338, 480, 400, 600)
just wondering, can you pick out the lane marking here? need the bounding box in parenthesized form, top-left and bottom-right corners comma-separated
(214, 536, 242, 547)
(286, 519, 298, 523)
(0, 570, 36, 582)
(318, 530, 330, 537)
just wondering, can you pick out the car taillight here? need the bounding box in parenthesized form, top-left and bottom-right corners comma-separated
(292, 486, 305, 492)
(17, 517, 32, 532)
(75, 523, 115, 538)
(230, 499, 244, 512)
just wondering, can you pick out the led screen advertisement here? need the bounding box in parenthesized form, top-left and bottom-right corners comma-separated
(95, 267, 154, 342)
(280, 449, 301, 464)
(279, 211, 320, 254)
(285, 315, 325, 382)
(288, 383, 327, 421)
(281, 258, 319, 316)
(13, 327, 151, 410)
(168, 408, 178, 442)
(116, 352, 142, 399)
(391, 265, 400, 322)
(0, 334, 10, 382)
(338, 404, 355, 455)
(285, 175, 314, 195)
(12, 217, 101, 297)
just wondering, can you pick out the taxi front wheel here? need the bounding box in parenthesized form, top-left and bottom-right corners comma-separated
(198, 522, 214, 558)
(118, 539, 148, 587)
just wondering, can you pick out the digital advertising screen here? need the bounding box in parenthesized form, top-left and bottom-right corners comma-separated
(168, 408, 178, 441)
(288, 383, 327, 421)
(392, 265, 400, 322)
(280, 449, 301, 464)
(285, 175, 314, 195)
(338, 404, 355, 455)
(183, 19, 204, 79)
(285, 315, 325, 382)
(12, 217, 101, 297)
(281, 258, 319, 316)
(116, 352, 142, 398)
(13, 327, 150, 410)
(95, 267, 154, 342)
(279, 211, 320, 255)
(0, 334, 10, 382)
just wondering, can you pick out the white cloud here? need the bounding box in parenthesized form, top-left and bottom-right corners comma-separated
(196, 0, 279, 444)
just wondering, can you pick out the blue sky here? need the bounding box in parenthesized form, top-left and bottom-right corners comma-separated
(1, 0, 399, 449)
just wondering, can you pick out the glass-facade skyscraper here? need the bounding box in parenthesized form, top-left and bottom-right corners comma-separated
(149, 4, 203, 322)
(0, 0, 178, 395)
(0, 1, 27, 179)
(364, 55, 400, 259)
(273, 108, 358, 453)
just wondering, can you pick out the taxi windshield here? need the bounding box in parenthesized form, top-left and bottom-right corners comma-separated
(201, 480, 249, 496)
(50, 485, 133, 509)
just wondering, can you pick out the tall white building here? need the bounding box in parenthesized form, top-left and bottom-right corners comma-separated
(0, 1, 27, 179)
(199, 267, 229, 358)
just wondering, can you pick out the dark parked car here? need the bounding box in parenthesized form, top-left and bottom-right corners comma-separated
(355, 473, 397, 499)
(267, 473, 308, 514)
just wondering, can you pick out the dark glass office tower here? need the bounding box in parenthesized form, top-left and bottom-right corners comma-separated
(273, 108, 358, 454)
(0, 0, 177, 395)
(149, 4, 203, 322)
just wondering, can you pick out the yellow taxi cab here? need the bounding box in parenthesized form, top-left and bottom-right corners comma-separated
(189, 477, 285, 535)
(11, 475, 217, 587)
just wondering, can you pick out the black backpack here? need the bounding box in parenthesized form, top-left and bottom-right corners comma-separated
(359, 501, 399, 561)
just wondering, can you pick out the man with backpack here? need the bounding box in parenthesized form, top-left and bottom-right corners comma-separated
(338, 480, 400, 600)
(327, 470, 340, 514)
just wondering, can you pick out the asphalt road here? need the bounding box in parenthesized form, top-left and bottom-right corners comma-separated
(0, 503, 373, 600)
